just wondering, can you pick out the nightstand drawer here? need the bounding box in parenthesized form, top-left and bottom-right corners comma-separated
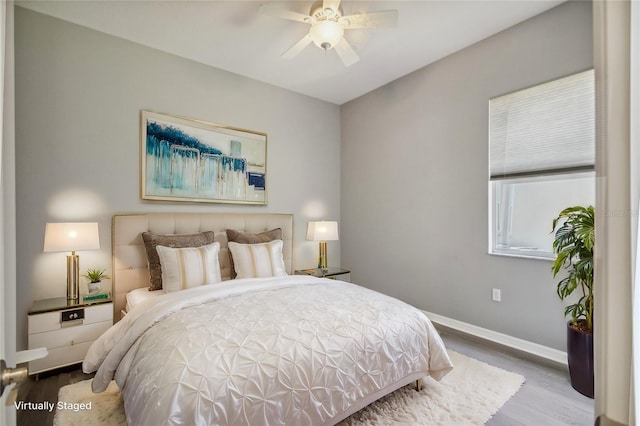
(28, 298, 113, 374)
(28, 303, 113, 334)
(29, 311, 62, 334)
(84, 303, 113, 322)
(29, 341, 94, 374)
(29, 321, 112, 350)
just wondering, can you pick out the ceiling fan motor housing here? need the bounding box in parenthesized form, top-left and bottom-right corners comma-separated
(310, 1, 341, 19)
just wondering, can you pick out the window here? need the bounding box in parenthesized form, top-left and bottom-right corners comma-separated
(489, 70, 595, 259)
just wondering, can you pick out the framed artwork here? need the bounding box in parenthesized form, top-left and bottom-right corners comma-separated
(140, 110, 267, 205)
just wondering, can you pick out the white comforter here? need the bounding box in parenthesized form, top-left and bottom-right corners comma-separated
(84, 276, 453, 426)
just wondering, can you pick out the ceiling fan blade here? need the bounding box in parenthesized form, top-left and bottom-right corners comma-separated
(282, 33, 313, 59)
(322, 0, 341, 14)
(259, 4, 311, 24)
(341, 10, 398, 29)
(334, 38, 359, 67)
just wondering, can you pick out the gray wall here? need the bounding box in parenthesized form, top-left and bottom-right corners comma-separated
(340, 1, 592, 351)
(15, 7, 341, 350)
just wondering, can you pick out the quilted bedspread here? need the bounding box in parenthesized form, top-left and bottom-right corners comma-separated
(83, 275, 453, 426)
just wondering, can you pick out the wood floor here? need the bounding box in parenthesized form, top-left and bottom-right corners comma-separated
(16, 364, 93, 426)
(15, 330, 594, 426)
(439, 328, 594, 425)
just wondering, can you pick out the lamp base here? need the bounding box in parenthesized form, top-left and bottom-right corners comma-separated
(317, 241, 328, 270)
(66, 253, 80, 302)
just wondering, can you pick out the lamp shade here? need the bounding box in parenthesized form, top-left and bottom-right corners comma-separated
(306, 221, 339, 241)
(310, 20, 344, 50)
(43, 222, 100, 252)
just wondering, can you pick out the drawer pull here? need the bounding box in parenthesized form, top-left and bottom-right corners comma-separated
(61, 308, 85, 323)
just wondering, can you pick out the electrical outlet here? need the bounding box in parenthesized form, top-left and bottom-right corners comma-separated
(492, 288, 501, 302)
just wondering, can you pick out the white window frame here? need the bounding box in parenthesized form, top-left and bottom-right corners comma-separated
(489, 171, 595, 260)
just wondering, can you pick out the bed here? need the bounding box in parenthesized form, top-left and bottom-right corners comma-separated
(83, 213, 453, 426)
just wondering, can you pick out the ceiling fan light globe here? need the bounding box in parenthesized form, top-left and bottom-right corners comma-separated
(310, 20, 344, 51)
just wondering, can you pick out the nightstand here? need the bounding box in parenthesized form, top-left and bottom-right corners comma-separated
(295, 267, 351, 282)
(27, 296, 113, 375)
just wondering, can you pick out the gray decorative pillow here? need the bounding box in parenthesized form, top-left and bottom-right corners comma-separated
(141, 231, 216, 291)
(226, 228, 282, 278)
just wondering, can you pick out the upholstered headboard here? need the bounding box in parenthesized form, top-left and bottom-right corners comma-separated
(112, 213, 294, 321)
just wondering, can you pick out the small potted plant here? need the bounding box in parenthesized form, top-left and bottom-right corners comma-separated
(551, 205, 594, 398)
(83, 269, 110, 294)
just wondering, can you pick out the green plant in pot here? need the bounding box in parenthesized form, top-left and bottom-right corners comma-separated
(551, 205, 594, 398)
(83, 269, 109, 294)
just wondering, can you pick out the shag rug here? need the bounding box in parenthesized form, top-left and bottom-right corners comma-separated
(54, 351, 524, 426)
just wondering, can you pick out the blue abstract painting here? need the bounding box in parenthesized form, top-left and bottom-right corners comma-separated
(141, 111, 267, 204)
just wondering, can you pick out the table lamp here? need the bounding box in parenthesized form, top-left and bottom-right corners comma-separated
(43, 222, 100, 302)
(306, 221, 339, 270)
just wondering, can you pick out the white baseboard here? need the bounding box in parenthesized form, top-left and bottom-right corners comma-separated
(424, 310, 568, 367)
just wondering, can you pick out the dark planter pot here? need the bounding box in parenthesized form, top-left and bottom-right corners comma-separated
(566, 321, 594, 398)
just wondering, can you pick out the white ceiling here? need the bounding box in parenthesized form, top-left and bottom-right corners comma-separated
(16, 0, 565, 105)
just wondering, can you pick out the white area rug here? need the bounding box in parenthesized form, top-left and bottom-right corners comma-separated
(54, 351, 524, 426)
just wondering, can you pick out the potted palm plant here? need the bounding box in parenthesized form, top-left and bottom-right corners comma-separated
(551, 205, 594, 398)
(83, 268, 110, 294)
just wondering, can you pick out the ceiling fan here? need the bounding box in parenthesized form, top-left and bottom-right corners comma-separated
(260, 0, 398, 67)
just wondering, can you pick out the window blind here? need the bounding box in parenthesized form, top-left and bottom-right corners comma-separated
(489, 69, 595, 180)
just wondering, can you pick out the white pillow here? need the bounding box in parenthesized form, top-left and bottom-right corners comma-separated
(156, 242, 222, 292)
(228, 240, 287, 279)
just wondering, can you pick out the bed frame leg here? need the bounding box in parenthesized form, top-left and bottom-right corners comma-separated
(415, 379, 423, 392)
